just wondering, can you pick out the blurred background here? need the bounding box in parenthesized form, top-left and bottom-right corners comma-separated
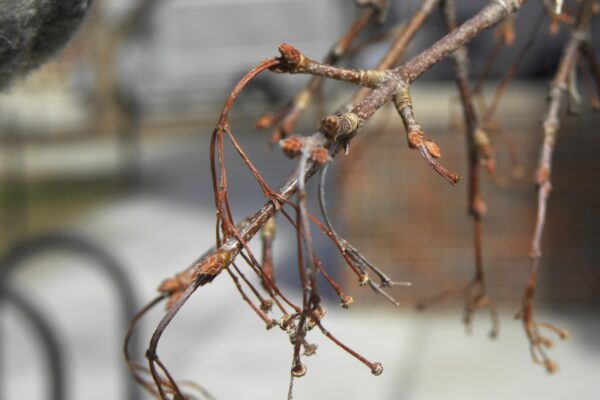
(0, 0, 599, 399)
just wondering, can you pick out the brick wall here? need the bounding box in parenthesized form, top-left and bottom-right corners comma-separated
(336, 84, 600, 307)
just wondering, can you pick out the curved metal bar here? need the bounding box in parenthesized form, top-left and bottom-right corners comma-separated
(0, 284, 65, 400)
(0, 231, 141, 400)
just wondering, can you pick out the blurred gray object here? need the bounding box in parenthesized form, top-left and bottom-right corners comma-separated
(116, 0, 351, 115)
(0, 0, 93, 88)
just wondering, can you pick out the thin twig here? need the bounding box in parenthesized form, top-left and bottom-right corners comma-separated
(518, 0, 594, 373)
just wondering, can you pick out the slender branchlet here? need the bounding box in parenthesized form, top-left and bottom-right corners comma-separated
(517, 0, 594, 373)
(416, 0, 499, 338)
(482, 10, 545, 125)
(227, 265, 278, 329)
(318, 163, 411, 306)
(272, 44, 390, 88)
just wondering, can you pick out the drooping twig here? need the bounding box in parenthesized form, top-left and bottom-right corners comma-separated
(517, 0, 594, 373)
(124, 294, 166, 398)
(472, 14, 517, 101)
(318, 163, 410, 306)
(416, 0, 499, 339)
(482, 10, 545, 125)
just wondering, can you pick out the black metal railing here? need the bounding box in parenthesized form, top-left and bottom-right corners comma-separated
(0, 232, 141, 400)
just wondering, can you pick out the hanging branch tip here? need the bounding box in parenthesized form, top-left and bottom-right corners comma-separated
(340, 294, 355, 308)
(371, 362, 384, 376)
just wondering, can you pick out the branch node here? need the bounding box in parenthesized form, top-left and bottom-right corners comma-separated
(472, 194, 488, 216)
(276, 43, 305, 69)
(321, 113, 361, 138)
(424, 139, 442, 159)
(280, 314, 295, 333)
(306, 306, 328, 330)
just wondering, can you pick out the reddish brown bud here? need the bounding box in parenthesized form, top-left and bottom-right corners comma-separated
(495, 19, 515, 45)
(535, 166, 549, 186)
(541, 337, 554, 348)
(280, 136, 303, 158)
(478, 141, 495, 174)
(158, 277, 179, 294)
(322, 115, 339, 135)
(407, 130, 421, 149)
(278, 43, 303, 66)
(158, 271, 190, 295)
(473, 194, 487, 216)
(484, 158, 496, 175)
(310, 147, 330, 166)
(503, 29, 515, 46)
(545, 361, 558, 374)
(558, 329, 570, 340)
(424, 140, 441, 159)
(255, 113, 278, 129)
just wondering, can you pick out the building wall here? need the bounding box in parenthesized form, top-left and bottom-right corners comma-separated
(116, 0, 351, 114)
(336, 83, 600, 307)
